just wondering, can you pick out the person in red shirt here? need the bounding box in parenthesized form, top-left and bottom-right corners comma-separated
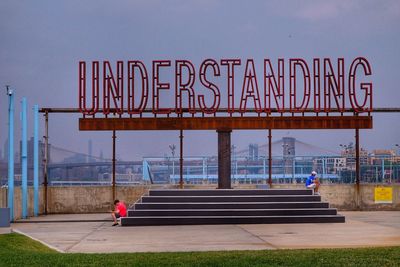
(111, 199, 127, 226)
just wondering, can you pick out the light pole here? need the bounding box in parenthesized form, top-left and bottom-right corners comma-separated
(339, 144, 349, 183)
(282, 144, 289, 182)
(287, 147, 295, 184)
(169, 144, 176, 182)
(6, 86, 14, 221)
(395, 144, 399, 183)
(231, 145, 236, 182)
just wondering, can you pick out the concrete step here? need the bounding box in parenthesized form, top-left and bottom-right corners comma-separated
(122, 189, 343, 226)
(149, 189, 313, 196)
(128, 208, 338, 217)
(121, 215, 345, 226)
(134, 201, 330, 210)
(141, 195, 321, 203)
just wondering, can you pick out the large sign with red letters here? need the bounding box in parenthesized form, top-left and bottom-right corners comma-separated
(78, 57, 373, 130)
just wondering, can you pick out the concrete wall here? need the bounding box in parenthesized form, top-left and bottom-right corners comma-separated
(358, 184, 400, 211)
(0, 186, 151, 219)
(271, 184, 400, 211)
(0, 188, 6, 209)
(0, 184, 399, 220)
(47, 185, 150, 213)
(0, 187, 45, 220)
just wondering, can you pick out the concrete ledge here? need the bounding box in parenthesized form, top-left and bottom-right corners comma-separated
(1, 184, 399, 220)
(0, 227, 11, 235)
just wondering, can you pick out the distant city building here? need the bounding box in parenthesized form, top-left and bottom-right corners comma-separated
(27, 137, 47, 167)
(371, 149, 398, 164)
(372, 149, 395, 157)
(340, 145, 368, 170)
(314, 157, 346, 175)
(282, 137, 296, 157)
(332, 157, 346, 172)
(248, 144, 259, 160)
(282, 137, 296, 175)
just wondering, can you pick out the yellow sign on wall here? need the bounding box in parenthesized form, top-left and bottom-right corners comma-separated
(374, 187, 393, 204)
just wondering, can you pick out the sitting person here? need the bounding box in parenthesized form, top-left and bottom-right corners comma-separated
(305, 171, 320, 195)
(111, 199, 127, 226)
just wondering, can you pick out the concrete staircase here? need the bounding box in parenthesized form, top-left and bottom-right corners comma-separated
(121, 189, 345, 226)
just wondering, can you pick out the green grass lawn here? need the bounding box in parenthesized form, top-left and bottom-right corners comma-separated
(0, 233, 399, 267)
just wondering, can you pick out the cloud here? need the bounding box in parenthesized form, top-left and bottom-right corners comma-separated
(296, 1, 356, 21)
(294, 0, 400, 22)
(386, 0, 400, 17)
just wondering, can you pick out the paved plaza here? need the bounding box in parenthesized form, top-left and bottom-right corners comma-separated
(6, 211, 400, 253)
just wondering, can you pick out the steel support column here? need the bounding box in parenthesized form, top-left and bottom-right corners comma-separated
(355, 128, 360, 209)
(179, 130, 184, 189)
(43, 111, 49, 215)
(268, 129, 272, 187)
(7, 87, 15, 221)
(217, 130, 231, 189)
(112, 130, 116, 201)
(355, 128, 360, 185)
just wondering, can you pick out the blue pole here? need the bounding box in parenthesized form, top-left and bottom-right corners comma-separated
(7, 87, 15, 222)
(21, 97, 28, 219)
(33, 105, 39, 216)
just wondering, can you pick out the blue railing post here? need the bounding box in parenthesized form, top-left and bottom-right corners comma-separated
(33, 105, 39, 216)
(21, 97, 28, 219)
(7, 87, 15, 221)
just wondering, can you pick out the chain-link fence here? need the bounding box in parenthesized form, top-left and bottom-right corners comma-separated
(74, 155, 400, 185)
(1, 154, 399, 186)
(143, 155, 399, 185)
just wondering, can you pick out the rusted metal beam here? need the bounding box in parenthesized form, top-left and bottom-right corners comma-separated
(112, 130, 116, 201)
(179, 129, 184, 189)
(79, 116, 373, 131)
(355, 128, 361, 210)
(355, 128, 360, 185)
(43, 111, 49, 215)
(218, 130, 231, 189)
(268, 129, 272, 188)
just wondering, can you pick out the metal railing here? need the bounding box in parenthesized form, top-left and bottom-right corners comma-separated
(2, 155, 398, 186)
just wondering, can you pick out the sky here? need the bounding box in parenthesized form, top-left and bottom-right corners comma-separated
(0, 0, 399, 160)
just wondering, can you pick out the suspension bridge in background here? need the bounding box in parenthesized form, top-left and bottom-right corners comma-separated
(2, 137, 397, 186)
